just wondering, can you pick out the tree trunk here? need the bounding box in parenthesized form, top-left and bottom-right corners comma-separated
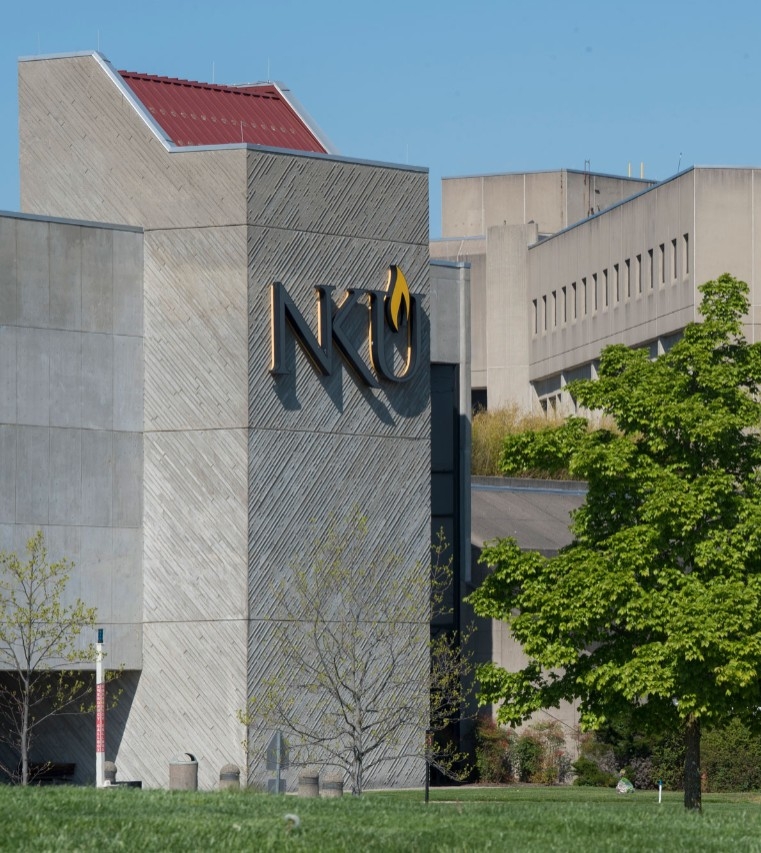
(683, 715, 701, 812)
(21, 688, 29, 786)
(352, 754, 363, 796)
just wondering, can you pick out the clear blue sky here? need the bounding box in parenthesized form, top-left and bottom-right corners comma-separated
(1, 0, 760, 237)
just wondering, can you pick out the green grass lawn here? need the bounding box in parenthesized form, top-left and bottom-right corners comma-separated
(1, 785, 760, 852)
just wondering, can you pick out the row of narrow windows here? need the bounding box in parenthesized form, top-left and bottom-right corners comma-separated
(532, 233, 690, 335)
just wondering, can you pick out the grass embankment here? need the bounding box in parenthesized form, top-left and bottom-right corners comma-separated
(2, 785, 761, 852)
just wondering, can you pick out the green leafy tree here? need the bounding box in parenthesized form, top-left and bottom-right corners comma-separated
(468, 274, 761, 812)
(0, 532, 97, 785)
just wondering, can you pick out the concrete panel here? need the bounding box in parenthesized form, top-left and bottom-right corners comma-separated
(49, 330, 82, 428)
(81, 228, 113, 333)
(81, 333, 113, 430)
(143, 428, 248, 623)
(0, 426, 16, 522)
(112, 231, 144, 336)
(695, 168, 753, 290)
(112, 527, 143, 626)
(112, 432, 142, 528)
(442, 176, 487, 237)
(114, 620, 247, 789)
(81, 430, 113, 527)
(113, 336, 143, 432)
(16, 217, 49, 328)
(16, 327, 49, 425)
(0, 217, 18, 325)
(143, 227, 247, 432)
(77, 525, 114, 606)
(0, 325, 17, 423)
(49, 223, 82, 330)
(482, 173, 530, 230)
(49, 427, 82, 525)
(15, 425, 49, 523)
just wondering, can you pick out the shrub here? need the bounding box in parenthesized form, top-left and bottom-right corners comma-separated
(475, 716, 514, 783)
(499, 417, 588, 478)
(514, 733, 543, 783)
(527, 721, 571, 784)
(572, 756, 616, 787)
(702, 719, 761, 792)
(471, 406, 555, 476)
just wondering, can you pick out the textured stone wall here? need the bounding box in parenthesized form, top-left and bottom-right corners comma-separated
(245, 149, 431, 789)
(17, 52, 432, 790)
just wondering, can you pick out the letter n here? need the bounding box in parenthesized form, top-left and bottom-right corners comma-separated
(270, 282, 334, 377)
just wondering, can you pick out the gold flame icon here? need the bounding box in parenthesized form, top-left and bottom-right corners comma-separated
(385, 265, 411, 332)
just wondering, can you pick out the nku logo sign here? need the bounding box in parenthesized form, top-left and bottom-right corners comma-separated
(270, 266, 421, 388)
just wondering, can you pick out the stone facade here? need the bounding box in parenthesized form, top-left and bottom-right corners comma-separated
(12, 51, 435, 789)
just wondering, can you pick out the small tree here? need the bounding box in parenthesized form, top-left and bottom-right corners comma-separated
(0, 532, 97, 784)
(241, 513, 471, 795)
(468, 275, 761, 812)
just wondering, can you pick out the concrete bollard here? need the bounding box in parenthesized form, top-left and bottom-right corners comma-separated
(219, 763, 240, 790)
(169, 753, 198, 791)
(104, 761, 117, 785)
(321, 772, 344, 798)
(297, 772, 319, 797)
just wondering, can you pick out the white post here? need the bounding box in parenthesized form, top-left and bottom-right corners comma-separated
(658, 780, 663, 804)
(96, 628, 105, 788)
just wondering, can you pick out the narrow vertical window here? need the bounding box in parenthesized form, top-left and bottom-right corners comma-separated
(542, 295, 547, 331)
(571, 282, 577, 320)
(532, 299, 537, 335)
(625, 258, 631, 298)
(683, 233, 689, 275)
(551, 290, 557, 328)
(636, 254, 642, 294)
(659, 243, 665, 285)
(603, 269, 609, 308)
(671, 238, 677, 280)
(593, 273, 598, 312)
(648, 249, 654, 290)
(614, 263, 620, 303)
(561, 286, 567, 324)
(582, 277, 587, 316)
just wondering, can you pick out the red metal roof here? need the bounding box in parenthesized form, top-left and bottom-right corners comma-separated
(118, 70, 328, 153)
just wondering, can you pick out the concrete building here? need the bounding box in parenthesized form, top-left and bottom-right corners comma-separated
(0, 51, 471, 789)
(432, 167, 761, 413)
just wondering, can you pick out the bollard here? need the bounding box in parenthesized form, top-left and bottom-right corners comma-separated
(219, 763, 240, 790)
(321, 772, 343, 798)
(169, 753, 198, 791)
(297, 772, 319, 797)
(104, 761, 117, 785)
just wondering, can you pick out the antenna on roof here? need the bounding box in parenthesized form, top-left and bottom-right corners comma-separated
(677, 152, 683, 172)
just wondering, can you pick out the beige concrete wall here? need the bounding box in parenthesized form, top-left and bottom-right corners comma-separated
(430, 238, 486, 391)
(528, 170, 699, 392)
(527, 168, 761, 406)
(441, 171, 653, 239)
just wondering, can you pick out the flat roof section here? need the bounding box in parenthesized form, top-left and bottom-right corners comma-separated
(472, 477, 586, 555)
(118, 71, 328, 152)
